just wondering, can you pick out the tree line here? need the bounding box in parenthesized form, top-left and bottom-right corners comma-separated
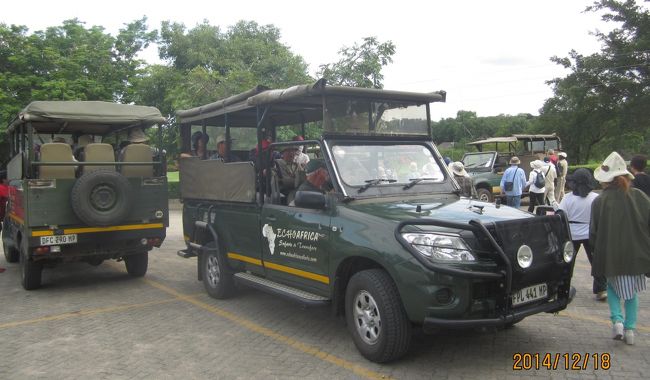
(1, 0, 647, 165)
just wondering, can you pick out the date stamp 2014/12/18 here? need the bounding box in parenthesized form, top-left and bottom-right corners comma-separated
(513, 353, 611, 371)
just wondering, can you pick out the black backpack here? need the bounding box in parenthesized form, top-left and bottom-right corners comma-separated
(534, 170, 546, 188)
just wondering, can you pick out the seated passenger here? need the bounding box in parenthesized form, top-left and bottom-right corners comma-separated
(274, 146, 301, 194)
(292, 136, 310, 169)
(297, 159, 329, 194)
(118, 128, 150, 161)
(209, 140, 235, 162)
(180, 131, 209, 159)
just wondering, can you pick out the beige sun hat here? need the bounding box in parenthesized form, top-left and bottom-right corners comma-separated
(530, 160, 544, 170)
(448, 161, 469, 177)
(127, 128, 149, 143)
(558, 152, 567, 158)
(593, 151, 634, 183)
(509, 156, 520, 165)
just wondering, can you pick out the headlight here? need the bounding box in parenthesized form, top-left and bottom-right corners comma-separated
(517, 245, 533, 268)
(402, 233, 476, 262)
(563, 241, 574, 263)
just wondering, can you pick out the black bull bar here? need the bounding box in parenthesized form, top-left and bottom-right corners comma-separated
(394, 212, 574, 329)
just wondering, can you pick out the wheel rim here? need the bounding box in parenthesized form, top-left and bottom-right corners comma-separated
(206, 255, 221, 288)
(353, 290, 382, 345)
(479, 192, 490, 202)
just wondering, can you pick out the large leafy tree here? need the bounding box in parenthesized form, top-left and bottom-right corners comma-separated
(317, 37, 396, 89)
(539, 0, 649, 163)
(0, 18, 156, 161)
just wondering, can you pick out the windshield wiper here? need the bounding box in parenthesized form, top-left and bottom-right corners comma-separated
(357, 178, 397, 193)
(403, 177, 438, 190)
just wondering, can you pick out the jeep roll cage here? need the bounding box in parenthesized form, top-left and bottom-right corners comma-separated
(5, 101, 167, 179)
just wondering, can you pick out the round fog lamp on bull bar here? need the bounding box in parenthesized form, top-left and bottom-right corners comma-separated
(516, 245, 533, 268)
(563, 241, 574, 263)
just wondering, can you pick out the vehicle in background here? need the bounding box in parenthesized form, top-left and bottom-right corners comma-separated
(2, 101, 169, 289)
(177, 81, 574, 362)
(461, 134, 562, 202)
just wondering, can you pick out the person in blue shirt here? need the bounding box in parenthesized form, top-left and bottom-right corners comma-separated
(500, 156, 527, 208)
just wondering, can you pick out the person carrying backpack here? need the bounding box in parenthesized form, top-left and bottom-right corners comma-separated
(499, 156, 527, 208)
(526, 160, 546, 213)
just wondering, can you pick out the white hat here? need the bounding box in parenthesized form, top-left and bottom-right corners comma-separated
(558, 152, 567, 158)
(530, 160, 544, 170)
(448, 161, 468, 177)
(593, 151, 634, 183)
(127, 128, 149, 143)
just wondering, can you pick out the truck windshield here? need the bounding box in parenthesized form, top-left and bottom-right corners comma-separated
(331, 144, 445, 186)
(463, 152, 495, 169)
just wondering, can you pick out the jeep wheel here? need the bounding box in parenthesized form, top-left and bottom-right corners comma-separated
(20, 247, 42, 290)
(71, 170, 133, 226)
(477, 188, 493, 202)
(345, 269, 411, 363)
(3, 238, 19, 264)
(202, 242, 234, 299)
(124, 252, 148, 277)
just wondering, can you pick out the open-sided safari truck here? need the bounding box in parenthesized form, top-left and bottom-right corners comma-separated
(177, 80, 575, 363)
(461, 134, 561, 202)
(2, 101, 169, 290)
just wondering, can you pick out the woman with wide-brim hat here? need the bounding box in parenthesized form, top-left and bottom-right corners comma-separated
(448, 161, 477, 199)
(559, 168, 606, 301)
(590, 151, 650, 345)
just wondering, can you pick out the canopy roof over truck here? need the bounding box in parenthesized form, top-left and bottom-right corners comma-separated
(466, 134, 559, 147)
(8, 101, 166, 134)
(176, 79, 446, 129)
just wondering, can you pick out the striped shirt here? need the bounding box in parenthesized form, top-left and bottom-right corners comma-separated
(607, 275, 647, 300)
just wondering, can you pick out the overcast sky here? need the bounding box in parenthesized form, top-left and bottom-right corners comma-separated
(2, 0, 624, 119)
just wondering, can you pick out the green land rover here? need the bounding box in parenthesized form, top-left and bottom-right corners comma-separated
(2, 101, 169, 289)
(177, 80, 575, 363)
(461, 134, 562, 202)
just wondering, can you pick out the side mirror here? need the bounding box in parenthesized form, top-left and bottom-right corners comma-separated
(294, 190, 326, 209)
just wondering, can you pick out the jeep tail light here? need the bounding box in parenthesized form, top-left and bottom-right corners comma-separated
(34, 246, 51, 255)
(147, 238, 162, 247)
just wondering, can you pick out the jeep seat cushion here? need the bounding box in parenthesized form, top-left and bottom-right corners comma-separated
(120, 144, 153, 177)
(83, 143, 116, 173)
(39, 143, 76, 179)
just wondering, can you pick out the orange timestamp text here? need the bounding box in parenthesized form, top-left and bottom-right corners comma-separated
(512, 352, 610, 370)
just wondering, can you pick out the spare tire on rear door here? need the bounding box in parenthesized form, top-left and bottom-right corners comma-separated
(71, 170, 133, 226)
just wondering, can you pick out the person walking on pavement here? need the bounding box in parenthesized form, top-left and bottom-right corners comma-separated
(558, 168, 606, 300)
(499, 156, 526, 208)
(590, 152, 650, 345)
(526, 160, 546, 213)
(555, 152, 568, 202)
(630, 154, 650, 196)
(543, 157, 558, 207)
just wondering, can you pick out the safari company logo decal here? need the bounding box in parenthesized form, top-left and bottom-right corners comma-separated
(262, 224, 324, 263)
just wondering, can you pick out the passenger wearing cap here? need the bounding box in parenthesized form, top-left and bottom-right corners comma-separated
(526, 160, 546, 213)
(499, 156, 526, 208)
(558, 168, 606, 301)
(274, 146, 301, 193)
(589, 151, 650, 346)
(448, 161, 477, 199)
(556, 152, 569, 202)
(297, 159, 329, 194)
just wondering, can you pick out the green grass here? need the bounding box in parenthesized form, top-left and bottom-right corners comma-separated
(167, 171, 179, 182)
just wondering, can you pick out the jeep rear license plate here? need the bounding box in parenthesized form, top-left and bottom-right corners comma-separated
(511, 283, 548, 306)
(40, 234, 77, 246)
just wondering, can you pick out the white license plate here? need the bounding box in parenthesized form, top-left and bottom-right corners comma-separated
(511, 283, 548, 306)
(40, 234, 77, 246)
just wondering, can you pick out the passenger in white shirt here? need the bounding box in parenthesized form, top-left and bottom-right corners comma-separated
(558, 168, 606, 300)
(526, 160, 546, 213)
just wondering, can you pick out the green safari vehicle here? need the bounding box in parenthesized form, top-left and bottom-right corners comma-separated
(461, 134, 562, 202)
(2, 101, 169, 289)
(177, 80, 576, 363)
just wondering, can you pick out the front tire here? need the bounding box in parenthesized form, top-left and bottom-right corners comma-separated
(345, 269, 411, 363)
(477, 188, 493, 202)
(124, 252, 148, 277)
(20, 247, 42, 290)
(202, 242, 234, 299)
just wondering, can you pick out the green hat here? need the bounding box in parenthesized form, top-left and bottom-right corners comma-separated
(305, 159, 326, 174)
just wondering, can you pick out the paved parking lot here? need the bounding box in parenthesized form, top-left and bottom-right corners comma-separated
(1, 205, 648, 379)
